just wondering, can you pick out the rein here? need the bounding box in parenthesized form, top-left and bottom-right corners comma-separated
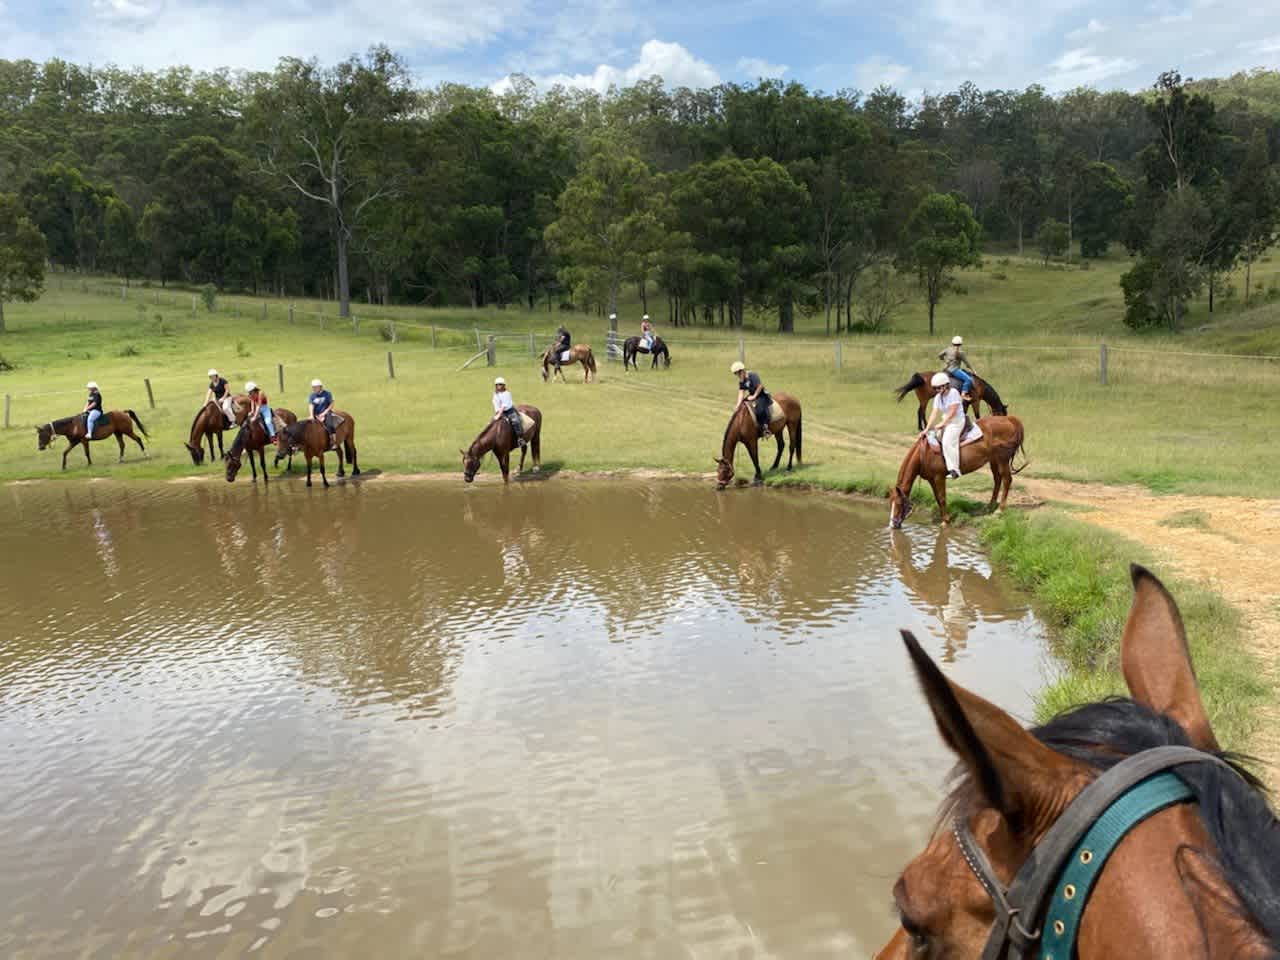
(958, 744, 1235, 959)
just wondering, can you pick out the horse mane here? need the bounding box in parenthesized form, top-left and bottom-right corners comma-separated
(227, 423, 247, 458)
(50, 415, 76, 429)
(189, 404, 211, 437)
(943, 698, 1280, 949)
(469, 418, 501, 456)
(721, 404, 747, 456)
(894, 438, 921, 493)
(981, 379, 1008, 415)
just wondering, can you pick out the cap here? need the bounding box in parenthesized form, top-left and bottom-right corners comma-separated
(952, 335, 963, 345)
(730, 361, 746, 374)
(208, 369, 218, 377)
(311, 379, 323, 387)
(86, 381, 99, 390)
(245, 381, 258, 392)
(494, 376, 507, 386)
(931, 372, 950, 387)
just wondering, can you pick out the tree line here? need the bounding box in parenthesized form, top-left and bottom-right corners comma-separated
(1, 51, 1278, 335)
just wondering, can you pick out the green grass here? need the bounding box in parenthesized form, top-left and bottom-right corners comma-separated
(981, 510, 1270, 753)
(1, 255, 1279, 494)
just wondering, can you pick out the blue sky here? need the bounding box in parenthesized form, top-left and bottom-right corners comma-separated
(2, 0, 1278, 97)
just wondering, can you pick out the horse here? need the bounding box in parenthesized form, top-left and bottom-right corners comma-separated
(36, 410, 149, 471)
(541, 344, 596, 383)
(714, 392, 802, 489)
(622, 335, 670, 371)
(275, 412, 359, 488)
(876, 565, 1280, 958)
(895, 371, 1008, 431)
(462, 405, 542, 484)
(224, 419, 272, 484)
(888, 415, 1026, 528)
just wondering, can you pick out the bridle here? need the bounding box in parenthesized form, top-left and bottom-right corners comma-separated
(954, 745, 1234, 960)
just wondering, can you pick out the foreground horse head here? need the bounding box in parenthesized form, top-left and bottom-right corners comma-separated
(185, 441, 206, 465)
(714, 456, 734, 489)
(877, 565, 1278, 959)
(889, 482, 914, 529)
(35, 424, 54, 450)
(461, 446, 482, 483)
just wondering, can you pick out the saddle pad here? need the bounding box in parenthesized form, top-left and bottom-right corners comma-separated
(559, 350, 572, 363)
(926, 421, 983, 449)
(328, 412, 346, 429)
(768, 400, 785, 424)
(518, 411, 536, 434)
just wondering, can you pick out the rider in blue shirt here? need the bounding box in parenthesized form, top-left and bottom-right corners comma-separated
(308, 378, 334, 444)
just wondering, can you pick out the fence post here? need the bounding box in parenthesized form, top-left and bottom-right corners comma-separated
(1099, 342, 1108, 386)
(738, 337, 745, 364)
(3, 394, 10, 429)
(262, 302, 268, 323)
(390, 321, 397, 343)
(529, 331, 536, 358)
(121, 285, 127, 300)
(320, 310, 326, 330)
(486, 335, 497, 367)
(288, 303, 295, 325)
(475, 328, 482, 353)
(144, 378, 155, 409)
(192, 295, 197, 316)
(277, 363, 285, 393)
(352, 314, 359, 335)
(431, 324, 437, 349)
(387, 351, 396, 379)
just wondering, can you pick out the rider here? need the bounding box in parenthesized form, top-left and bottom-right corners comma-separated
(308, 378, 335, 447)
(246, 382, 275, 442)
(551, 324, 571, 375)
(206, 368, 234, 426)
(84, 381, 103, 439)
(938, 335, 975, 399)
(731, 361, 771, 438)
(921, 371, 964, 479)
(492, 376, 527, 449)
(640, 314, 655, 351)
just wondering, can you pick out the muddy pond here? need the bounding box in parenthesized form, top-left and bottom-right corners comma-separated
(0, 479, 1051, 957)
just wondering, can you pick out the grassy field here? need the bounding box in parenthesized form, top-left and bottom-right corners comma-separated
(1, 249, 1279, 495)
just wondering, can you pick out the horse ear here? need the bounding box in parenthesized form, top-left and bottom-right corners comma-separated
(1120, 564, 1219, 751)
(901, 630, 1080, 829)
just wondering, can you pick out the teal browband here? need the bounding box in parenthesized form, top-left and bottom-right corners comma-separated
(1038, 772, 1195, 959)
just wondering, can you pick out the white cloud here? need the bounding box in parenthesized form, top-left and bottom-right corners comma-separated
(1045, 47, 1138, 88)
(514, 39, 719, 93)
(92, 0, 162, 21)
(737, 56, 788, 79)
(854, 55, 911, 90)
(1068, 18, 1107, 39)
(1243, 35, 1280, 54)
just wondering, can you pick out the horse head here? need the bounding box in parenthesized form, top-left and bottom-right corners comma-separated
(461, 447, 482, 483)
(714, 456, 734, 490)
(875, 567, 1273, 959)
(888, 485, 913, 529)
(35, 424, 54, 450)
(185, 441, 205, 465)
(224, 447, 242, 482)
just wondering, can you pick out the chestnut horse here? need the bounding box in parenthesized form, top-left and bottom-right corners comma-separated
(224, 419, 272, 484)
(877, 565, 1279, 958)
(184, 397, 247, 465)
(275, 412, 360, 487)
(622, 335, 670, 370)
(714, 392, 802, 489)
(37, 410, 149, 471)
(541, 344, 596, 383)
(889, 415, 1025, 528)
(462, 405, 542, 484)
(895, 371, 1008, 431)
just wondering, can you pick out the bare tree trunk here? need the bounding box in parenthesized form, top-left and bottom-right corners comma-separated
(0, 299, 5, 333)
(1017, 216, 1024, 256)
(1245, 246, 1253, 303)
(778, 292, 794, 334)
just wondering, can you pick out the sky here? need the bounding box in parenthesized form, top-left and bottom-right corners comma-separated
(2, 0, 1278, 98)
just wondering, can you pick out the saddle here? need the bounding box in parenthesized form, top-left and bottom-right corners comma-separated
(925, 419, 983, 450)
(517, 411, 536, 435)
(767, 400, 785, 425)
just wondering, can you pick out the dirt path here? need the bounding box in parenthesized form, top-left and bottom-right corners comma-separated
(1018, 478, 1280, 780)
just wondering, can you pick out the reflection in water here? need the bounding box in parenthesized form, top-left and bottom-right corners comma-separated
(0, 480, 1049, 957)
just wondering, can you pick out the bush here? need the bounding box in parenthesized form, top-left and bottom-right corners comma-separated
(378, 322, 396, 342)
(1120, 257, 1162, 328)
(235, 339, 250, 358)
(200, 283, 217, 312)
(1036, 219, 1070, 265)
(118, 344, 140, 357)
(990, 271, 1008, 281)
(853, 265, 906, 332)
(0, 354, 15, 371)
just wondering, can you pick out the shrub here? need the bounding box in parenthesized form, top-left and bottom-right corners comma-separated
(378, 322, 396, 342)
(235, 339, 250, 358)
(0, 354, 15, 371)
(200, 284, 217, 312)
(118, 344, 140, 357)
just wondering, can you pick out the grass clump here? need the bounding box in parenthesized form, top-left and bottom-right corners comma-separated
(1158, 509, 1212, 531)
(981, 510, 1269, 752)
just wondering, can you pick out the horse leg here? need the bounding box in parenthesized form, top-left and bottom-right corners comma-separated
(259, 448, 269, 484)
(988, 460, 1001, 511)
(748, 439, 764, 485)
(305, 454, 313, 487)
(319, 453, 329, 488)
(499, 450, 510, 484)
(336, 438, 346, 478)
(917, 400, 926, 432)
(217, 431, 224, 458)
(249, 449, 258, 482)
(532, 432, 541, 472)
(83, 439, 92, 466)
(132, 431, 147, 458)
(117, 433, 126, 462)
(518, 441, 527, 474)
(928, 474, 949, 525)
(347, 440, 360, 476)
(999, 461, 1013, 512)
(771, 429, 784, 471)
(62, 440, 73, 471)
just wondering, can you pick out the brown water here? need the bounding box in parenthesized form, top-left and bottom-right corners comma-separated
(0, 479, 1050, 958)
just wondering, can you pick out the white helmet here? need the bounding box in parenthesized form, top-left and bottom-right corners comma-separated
(952, 335, 964, 345)
(609, 313, 617, 320)
(208, 369, 218, 377)
(730, 361, 746, 374)
(931, 372, 950, 388)
(642, 314, 650, 321)
(245, 381, 258, 393)
(494, 376, 507, 386)
(311, 379, 323, 388)
(86, 381, 99, 390)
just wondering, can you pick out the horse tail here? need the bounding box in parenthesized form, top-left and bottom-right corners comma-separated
(127, 410, 149, 437)
(586, 349, 597, 373)
(795, 414, 803, 461)
(1008, 418, 1030, 474)
(895, 373, 925, 402)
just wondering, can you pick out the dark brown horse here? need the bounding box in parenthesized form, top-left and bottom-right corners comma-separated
(275, 412, 360, 487)
(542, 344, 597, 383)
(37, 410, 149, 471)
(462, 405, 542, 483)
(224, 419, 272, 484)
(622, 335, 670, 370)
(895, 371, 1008, 430)
(888, 415, 1026, 528)
(877, 565, 1280, 958)
(714, 392, 802, 489)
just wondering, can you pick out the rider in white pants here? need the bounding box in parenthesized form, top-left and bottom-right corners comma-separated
(920, 371, 964, 478)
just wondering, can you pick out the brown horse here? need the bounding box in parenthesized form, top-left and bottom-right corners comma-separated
(37, 410, 149, 471)
(622, 335, 670, 370)
(184, 395, 252, 465)
(224, 419, 272, 484)
(877, 565, 1280, 958)
(888, 415, 1026, 527)
(541, 344, 596, 383)
(895, 371, 1008, 431)
(276, 412, 360, 487)
(714, 392, 802, 489)
(462, 405, 542, 484)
